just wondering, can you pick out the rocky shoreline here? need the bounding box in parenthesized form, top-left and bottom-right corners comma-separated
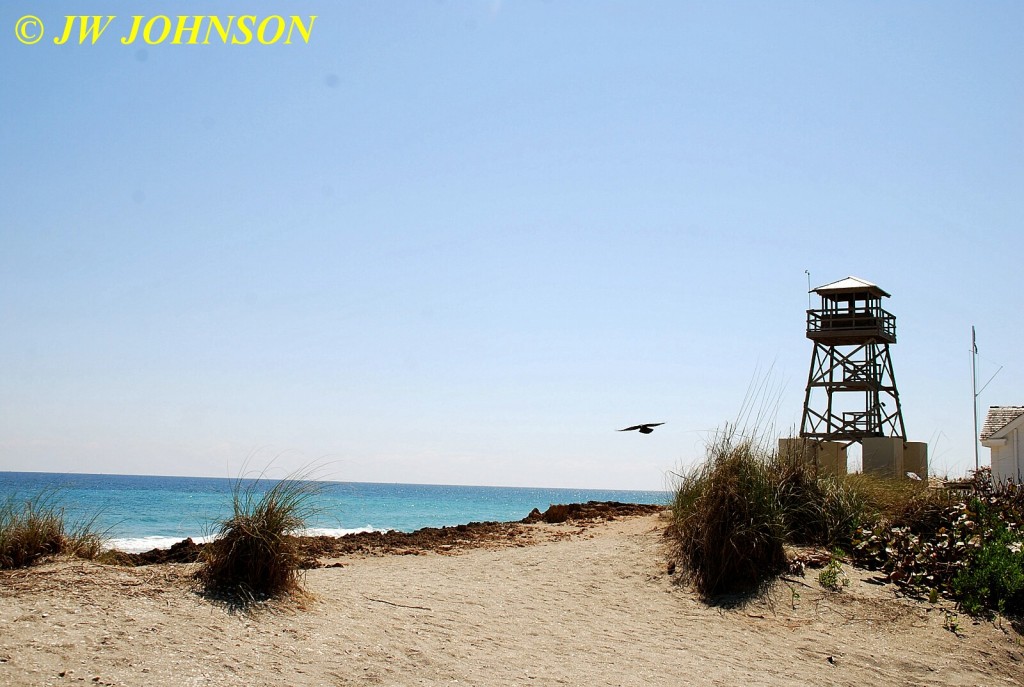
(117, 501, 666, 566)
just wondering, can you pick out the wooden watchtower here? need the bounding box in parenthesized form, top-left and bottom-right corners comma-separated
(800, 276, 906, 444)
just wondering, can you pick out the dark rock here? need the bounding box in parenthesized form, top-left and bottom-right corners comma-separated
(521, 501, 665, 524)
(121, 538, 205, 566)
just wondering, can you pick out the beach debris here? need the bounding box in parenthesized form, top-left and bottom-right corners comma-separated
(618, 422, 664, 434)
(365, 596, 432, 611)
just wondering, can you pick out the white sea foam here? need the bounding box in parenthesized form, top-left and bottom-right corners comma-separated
(106, 526, 386, 553)
(105, 535, 216, 553)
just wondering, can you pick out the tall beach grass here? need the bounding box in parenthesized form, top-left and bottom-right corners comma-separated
(197, 470, 321, 600)
(670, 428, 787, 597)
(0, 492, 105, 569)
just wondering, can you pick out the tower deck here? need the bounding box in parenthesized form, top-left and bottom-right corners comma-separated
(806, 307, 896, 345)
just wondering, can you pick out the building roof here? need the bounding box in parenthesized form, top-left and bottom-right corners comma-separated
(981, 406, 1024, 441)
(812, 276, 890, 298)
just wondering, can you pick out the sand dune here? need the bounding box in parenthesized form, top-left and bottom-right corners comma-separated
(1, 513, 1021, 686)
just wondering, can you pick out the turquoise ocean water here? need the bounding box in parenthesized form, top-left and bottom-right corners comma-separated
(0, 472, 668, 553)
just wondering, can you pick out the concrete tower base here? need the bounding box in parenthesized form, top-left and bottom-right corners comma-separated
(862, 437, 904, 478)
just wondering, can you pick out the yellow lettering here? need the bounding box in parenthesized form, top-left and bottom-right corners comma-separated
(120, 16, 144, 45)
(285, 16, 316, 44)
(52, 14, 317, 48)
(81, 16, 115, 44)
(53, 16, 77, 45)
(232, 15, 256, 44)
(173, 16, 204, 45)
(53, 16, 115, 45)
(143, 16, 171, 44)
(257, 16, 285, 45)
(204, 16, 234, 44)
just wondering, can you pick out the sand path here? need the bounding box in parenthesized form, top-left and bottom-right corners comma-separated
(1, 513, 1021, 686)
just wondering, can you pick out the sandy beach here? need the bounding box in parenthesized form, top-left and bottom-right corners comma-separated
(1, 512, 1021, 687)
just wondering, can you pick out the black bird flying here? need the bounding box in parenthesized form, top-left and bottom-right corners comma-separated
(618, 423, 664, 434)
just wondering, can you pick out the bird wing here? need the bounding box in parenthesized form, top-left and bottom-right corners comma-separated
(644, 423, 665, 428)
(618, 425, 642, 432)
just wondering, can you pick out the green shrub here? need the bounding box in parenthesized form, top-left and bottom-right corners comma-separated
(198, 474, 319, 600)
(952, 528, 1024, 615)
(950, 496, 1024, 616)
(0, 492, 104, 569)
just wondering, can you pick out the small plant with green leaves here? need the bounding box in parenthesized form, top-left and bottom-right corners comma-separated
(787, 583, 801, 609)
(944, 610, 961, 636)
(817, 554, 850, 592)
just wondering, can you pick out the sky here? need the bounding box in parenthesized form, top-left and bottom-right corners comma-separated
(1, 1, 1021, 491)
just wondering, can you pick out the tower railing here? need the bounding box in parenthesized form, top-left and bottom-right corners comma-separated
(806, 305, 896, 343)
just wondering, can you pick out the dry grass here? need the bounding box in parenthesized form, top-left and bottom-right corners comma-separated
(197, 473, 320, 601)
(670, 429, 788, 597)
(846, 474, 953, 531)
(0, 492, 104, 569)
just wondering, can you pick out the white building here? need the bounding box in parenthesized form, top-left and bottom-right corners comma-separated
(981, 406, 1024, 486)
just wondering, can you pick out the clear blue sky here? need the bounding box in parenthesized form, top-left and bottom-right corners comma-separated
(1, 1, 1021, 490)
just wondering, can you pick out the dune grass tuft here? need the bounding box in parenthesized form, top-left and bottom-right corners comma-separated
(670, 428, 788, 597)
(0, 492, 105, 569)
(198, 473, 319, 601)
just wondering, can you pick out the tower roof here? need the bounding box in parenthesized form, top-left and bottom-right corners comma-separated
(812, 276, 890, 298)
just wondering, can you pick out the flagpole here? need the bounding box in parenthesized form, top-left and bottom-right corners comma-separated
(972, 326, 979, 471)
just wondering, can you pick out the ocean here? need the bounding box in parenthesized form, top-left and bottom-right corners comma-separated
(0, 472, 669, 553)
